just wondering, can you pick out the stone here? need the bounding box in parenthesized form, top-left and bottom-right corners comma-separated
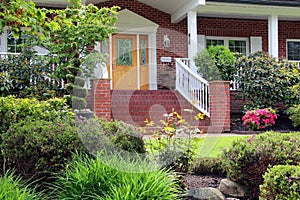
(219, 178, 248, 198)
(188, 187, 225, 200)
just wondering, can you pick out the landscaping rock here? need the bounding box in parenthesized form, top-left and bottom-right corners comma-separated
(218, 178, 248, 198)
(188, 187, 225, 200)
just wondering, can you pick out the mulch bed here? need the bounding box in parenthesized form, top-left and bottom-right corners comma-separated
(184, 174, 224, 190)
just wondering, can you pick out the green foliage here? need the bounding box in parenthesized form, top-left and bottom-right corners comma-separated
(238, 51, 300, 110)
(191, 157, 226, 176)
(0, 171, 43, 200)
(0, 96, 73, 134)
(288, 104, 300, 127)
(1, 119, 85, 180)
(260, 165, 300, 200)
(194, 45, 236, 81)
(0, 48, 62, 99)
(222, 132, 300, 199)
(100, 120, 146, 153)
(49, 153, 182, 200)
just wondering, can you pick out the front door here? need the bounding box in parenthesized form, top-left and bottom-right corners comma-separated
(111, 34, 149, 90)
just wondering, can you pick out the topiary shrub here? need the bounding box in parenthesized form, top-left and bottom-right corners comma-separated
(0, 96, 73, 134)
(222, 131, 300, 199)
(238, 51, 300, 110)
(1, 119, 85, 180)
(191, 157, 226, 176)
(288, 104, 300, 127)
(49, 153, 182, 200)
(194, 45, 237, 81)
(260, 164, 300, 200)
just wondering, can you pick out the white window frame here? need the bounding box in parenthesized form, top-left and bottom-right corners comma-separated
(205, 36, 250, 55)
(0, 27, 28, 53)
(286, 39, 300, 62)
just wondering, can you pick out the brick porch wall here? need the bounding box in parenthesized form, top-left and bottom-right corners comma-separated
(111, 90, 210, 129)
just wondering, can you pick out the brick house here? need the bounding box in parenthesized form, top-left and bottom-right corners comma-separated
(2, 0, 300, 132)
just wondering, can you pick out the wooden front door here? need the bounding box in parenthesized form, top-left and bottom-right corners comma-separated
(111, 34, 149, 90)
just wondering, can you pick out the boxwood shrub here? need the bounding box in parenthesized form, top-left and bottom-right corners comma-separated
(222, 131, 300, 199)
(260, 165, 300, 200)
(191, 157, 226, 176)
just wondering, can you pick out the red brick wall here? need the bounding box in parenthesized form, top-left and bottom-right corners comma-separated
(198, 17, 269, 53)
(279, 20, 300, 58)
(111, 90, 210, 129)
(209, 81, 231, 132)
(91, 79, 111, 120)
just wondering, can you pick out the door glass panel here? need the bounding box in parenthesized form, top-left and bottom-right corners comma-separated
(116, 38, 132, 65)
(140, 39, 147, 66)
(101, 39, 109, 65)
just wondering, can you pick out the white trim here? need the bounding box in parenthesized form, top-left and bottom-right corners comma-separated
(268, 15, 278, 58)
(188, 11, 198, 59)
(171, 0, 205, 23)
(286, 39, 300, 61)
(137, 34, 140, 90)
(149, 31, 157, 90)
(250, 36, 262, 53)
(109, 35, 113, 89)
(205, 36, 250, 55)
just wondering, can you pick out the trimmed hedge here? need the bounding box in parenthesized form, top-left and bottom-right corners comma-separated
(260, 165, 300, 200)
(222, 131, 300, 199)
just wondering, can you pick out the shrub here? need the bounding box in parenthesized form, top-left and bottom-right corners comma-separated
(49, 153, 182, 200)
(100, 120, 146, 153)
(0, 96, 73, 134)
(242, 108, 277, 130)
(260, 165, 300, 200)
(194, 45, 236, 81)
(0, 171, 43, 200)
(288, 104, 300, 127)
(1, 119, 85, 180)
(191, 157, 226, 176)
(238, 51, 300, 110)
(222, 131, 300, 199)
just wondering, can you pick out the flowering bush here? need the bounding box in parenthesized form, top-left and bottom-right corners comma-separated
(242, 108, 277, 130)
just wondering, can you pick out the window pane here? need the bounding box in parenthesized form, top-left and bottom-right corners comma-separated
(287, 41, 300, 61)
(101, 39, 109, 65)
(116, 38, 132, 66)
(206, 39, 224, 47)
(140, 39, 147, 66)
(7, 31, 26, 53)
(229, 40, 247, 54)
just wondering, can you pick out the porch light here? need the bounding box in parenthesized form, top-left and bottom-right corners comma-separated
(163, 34, 170, 48)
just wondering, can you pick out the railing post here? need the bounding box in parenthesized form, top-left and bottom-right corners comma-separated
(209, 81, 231, 132)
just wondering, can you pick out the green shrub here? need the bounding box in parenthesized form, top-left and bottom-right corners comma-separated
(194, 45, 236, 81)
(100, 120, 146, 153)
(1, 119, 85, 180)
(288, 104, 300, 127)
(191, 157, 226, 176)
(0, 171, 43, 200)
(260, 165, 300, 200)
(49, 153, 182, 200)
(222, 131, 300, 199)
(0, 96, 73, 134)
(238, 51, 300, 110)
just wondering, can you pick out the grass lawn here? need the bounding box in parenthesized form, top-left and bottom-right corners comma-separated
(195, 135, 251, 158)
(145, 135, 251, 158)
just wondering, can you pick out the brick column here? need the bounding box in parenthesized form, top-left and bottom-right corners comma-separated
(91, 79, 111, 120)
(209, 81, 231, 133)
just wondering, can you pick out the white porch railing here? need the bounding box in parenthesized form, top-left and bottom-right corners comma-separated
(175, 58, 210, 117)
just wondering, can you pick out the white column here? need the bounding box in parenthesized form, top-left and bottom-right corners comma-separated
(268, 15, 278, 58)
(188, 11, 198, 59)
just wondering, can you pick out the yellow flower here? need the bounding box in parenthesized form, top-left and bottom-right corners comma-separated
(195, 112, 206, 120)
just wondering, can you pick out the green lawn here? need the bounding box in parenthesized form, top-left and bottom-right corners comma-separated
(195, 135, 250, 158)
(145, 135, 251, 158)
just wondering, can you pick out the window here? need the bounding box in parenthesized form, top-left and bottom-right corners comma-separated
(287, 40, 300, 61)
(205, 36, 249, 55)
(0, 29, 29, 53)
